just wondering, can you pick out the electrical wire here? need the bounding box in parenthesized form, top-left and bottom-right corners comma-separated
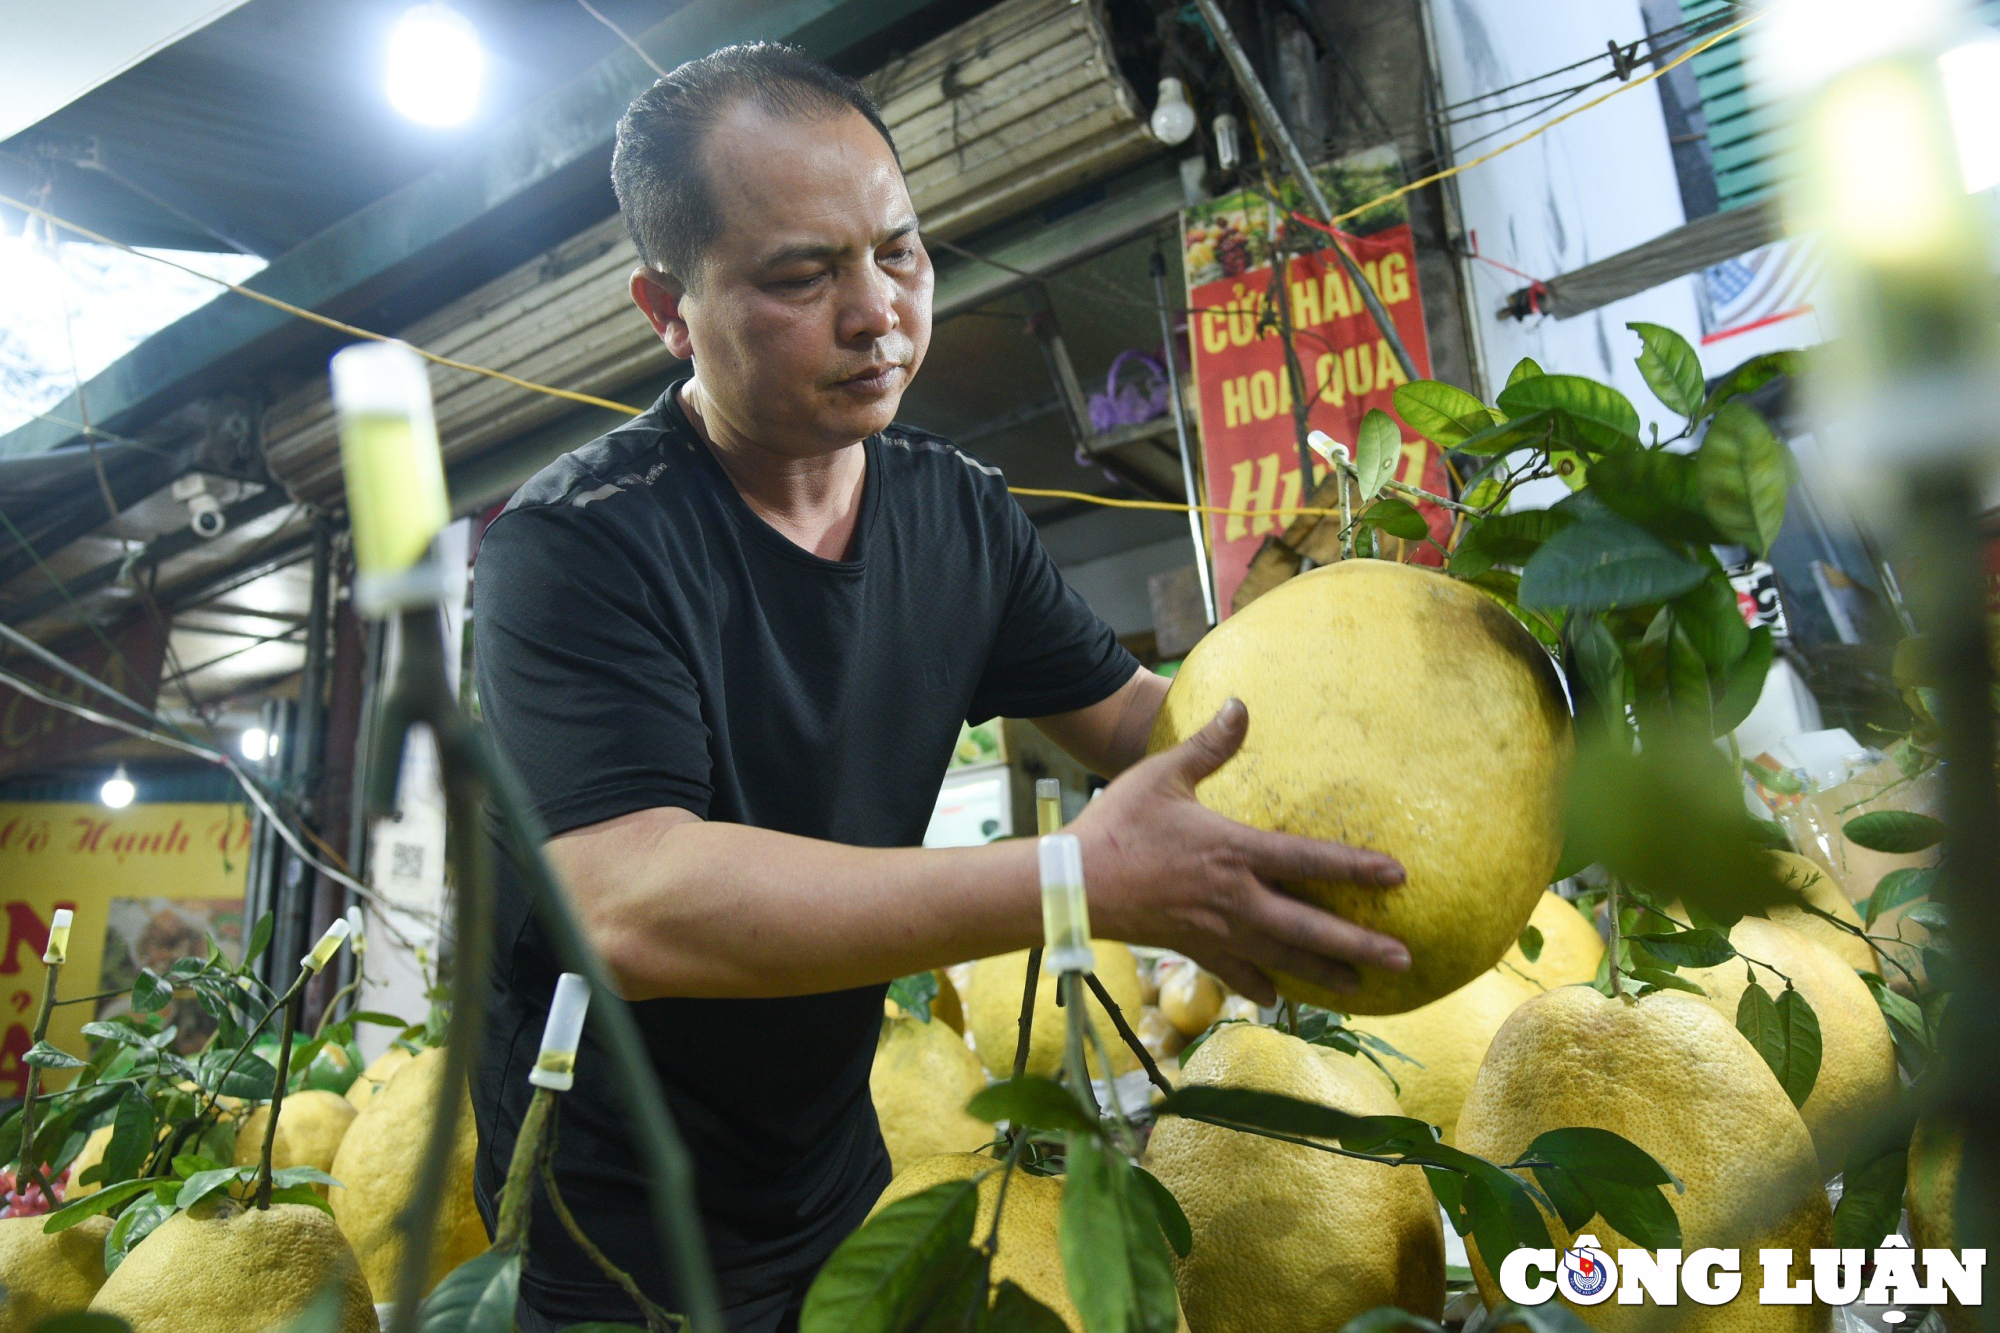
(573, 0, 668, 79)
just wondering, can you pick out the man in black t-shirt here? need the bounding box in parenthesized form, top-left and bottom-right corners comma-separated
(471, 42, 1412, 1333)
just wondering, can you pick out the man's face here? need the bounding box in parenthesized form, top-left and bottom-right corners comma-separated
(639, 101, 932, 455)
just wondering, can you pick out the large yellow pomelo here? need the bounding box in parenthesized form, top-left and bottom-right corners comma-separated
(1146, 562, 1570, 1014)
(1344, 965, 1541, 1144)
(1503, 891, 1604, 988)
(1908, 1115, 1973, 1333)
(967, 943, 1142, 1080)
(1157, 964, 1225, 1038)
(344, 1045, 416, 1112)
(0, 1213, 112, 1330)
(1146, 1024, 1444, 1331)
(233, 1089, 357, 1195)
(872, 1153, 1078, 1330)
(1680, 917, 1897, 1176)
(89, 1199, 376, 1332)
(871, 1013, 992, 1175)
(1457, 987, 1830, 1332)
(65, 1125, 115, 1198)
(1764, 851, 1876, 975)
(329, 1046, 488, 1299)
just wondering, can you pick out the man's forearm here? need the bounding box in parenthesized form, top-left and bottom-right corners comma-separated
(550, 812, 1044, 1000)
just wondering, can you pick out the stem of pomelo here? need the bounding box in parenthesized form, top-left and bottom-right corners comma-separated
(1082, 971, 1172, 1098)
(254, 984, 302, 1209)
(1607, 879, 1625, 999)
(494, 1085, 555, 1252)
(15, 958, 63, 1205)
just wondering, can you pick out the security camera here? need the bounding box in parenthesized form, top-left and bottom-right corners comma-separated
(171, 474, 228, 539)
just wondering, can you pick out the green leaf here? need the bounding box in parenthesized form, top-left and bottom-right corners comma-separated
(130, 970, 175, 1016)
(1568, 616, 1628, 728)
(1863, 973, 1931, 1075)
(104, 1194, 173, 1274)
(1156, 1086, 1367, 1143)
(1515, 925, 1544, 965)
(1525, 1127, 1678, 1189)
(1843, 811, 1946, 855)
(25, 1042, 86, 1071)
(967, 1079, 1102, 1138)
(1627, 323, 1706, 418)
(99, 1091, 156, 1189)
(79, 1020, 155, 1049)
(1354, 408, 1401, 501)
(1863, 866, 1939, 927)
(885, 971, 939, 1024)
(244, 913, 275, 966)
(1495, 375, 1642, 453)
(1671, 574, 1751, 669)
(265, 1183, 335, 1215)
(1393, 380, 1492, 449)
(1357, 498, 1429, 541)
(1834, 1135, 1911, 1248)
(418, 1248, 522, 1333)
(1710, 626, 1775, 736)
(1518, 517, 1706, 613)
(1581, 1177, 1682, 1249)
(1587, 449, 1718, 545)
(1737, 985, 1821, 1107)
(175, 1165, 252, 1213)
(1336, 1309, 1449, 1333)
(1130, 1166, 1192, 1259)
(1628, 928, 1735, 969)
(1626, 966, 1707, 997)
(1697, 401, 1792, 556)
(1449, 509, 1576, 579)
(1525, 1164, 1596, 1232)
(347, 1011, 417, 1028)
(271, 1166, 341, 1190)
(172, 1154, 228, 1180)
(1506, 357, 1545, 387)
(800, 1178, 982, 1333)
(1905, 902, 1950, 931)
(194, 1049, 277, 1102)
(987, 1280, 1072, 1333)
(1699, 350, 1801, 419)
(1059, 1134, 1179, 1333)
(1454, 408, 1559, 457)
(1490, 1304, 1597, 1333)
(41, 1179, 161, 1234)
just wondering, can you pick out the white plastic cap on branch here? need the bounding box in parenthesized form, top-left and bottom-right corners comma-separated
(1038, 833, 1093, 975)
(531, 973, 592, 1091)
(302, 918, 352, 973)
(345, 906, 367, 957)
(43, 909, 72, 965)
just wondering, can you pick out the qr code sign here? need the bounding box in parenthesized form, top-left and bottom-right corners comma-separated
(389, 841, 426, 882)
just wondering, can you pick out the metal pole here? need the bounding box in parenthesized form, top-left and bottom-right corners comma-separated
(1150, 249, 1217, 626)
(1191, 0, 1421, 383)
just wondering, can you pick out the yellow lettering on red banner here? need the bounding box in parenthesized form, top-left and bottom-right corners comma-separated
(1376, 339, 1410, 390)
(1224, 453, 1282, 541)
(1379, 252, 1410, 304)
(1290, 278, 1322, 331)
(1201, 308, 1231, 355)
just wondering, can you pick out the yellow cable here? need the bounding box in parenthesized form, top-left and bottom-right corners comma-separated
(1326, 12, 1763, 227)
(0, 13, 1762, 526)
(0, 192, 648, 418)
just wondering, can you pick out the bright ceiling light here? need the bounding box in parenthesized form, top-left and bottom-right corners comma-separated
(1150, 77, 1197, 146)
(386, 4, 484, 127)
(241, 727, 269, 762)
(100, 765, 135, 810)
(1942, 35, 2000, 193)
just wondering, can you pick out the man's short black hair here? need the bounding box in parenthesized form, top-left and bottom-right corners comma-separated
(611, 42, 900, 286)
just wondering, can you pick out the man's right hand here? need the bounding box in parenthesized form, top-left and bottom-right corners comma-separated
(1069, 697, 1410, 1006)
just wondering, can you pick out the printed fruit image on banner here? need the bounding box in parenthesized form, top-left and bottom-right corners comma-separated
(1183, 146, 1446, 613)
(0, 802, 251, 1097)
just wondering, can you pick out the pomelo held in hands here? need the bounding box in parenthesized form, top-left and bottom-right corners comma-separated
(1147, 561, 1571, 1014)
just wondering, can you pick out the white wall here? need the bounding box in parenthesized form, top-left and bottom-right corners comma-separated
(1426, 0, 1767, 428)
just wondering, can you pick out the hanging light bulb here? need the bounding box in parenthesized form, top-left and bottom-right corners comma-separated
(1151, 77, 1198, 146)
(386, 3, 485, 127)
(1213, 113, 1242, 172)
(100, 765, 135, 810)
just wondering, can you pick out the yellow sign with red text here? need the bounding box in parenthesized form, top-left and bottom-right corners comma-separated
(0, 802, 250, 1097)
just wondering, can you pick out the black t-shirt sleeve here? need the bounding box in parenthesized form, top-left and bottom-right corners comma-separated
(474, 505, 713, 832)
(965, 490, 1141, 723)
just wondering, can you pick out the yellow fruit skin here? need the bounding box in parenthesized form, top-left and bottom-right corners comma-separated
(1146, 563, 1571, 1015)
(874, 1153, 1079, 1331)
(1457, 987, 1830, 1332)
(330, 1046, 488, 1300)
(233, 1090, 358, 1196)
(1346, 966, 1540, 1145)
(1681, 917, 1898, 1177)
(1907, 1116, 1973, 1333)
(967, 943, 1143, 1079)
(1158, 966, 1225, 1038)
(65, 1125, 115, 1198)
(1146, 1025, 1444, 1332)
(0, 1213, 112, 1331)
(344, 1045, 416, 1112)
(1765, 851, 1877, 975)
(871, 1014, 994, 1176)
(89, 1200, 376, 1333)
(884, 968, 966, 1033)
(1503, 891, 1605, 989)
